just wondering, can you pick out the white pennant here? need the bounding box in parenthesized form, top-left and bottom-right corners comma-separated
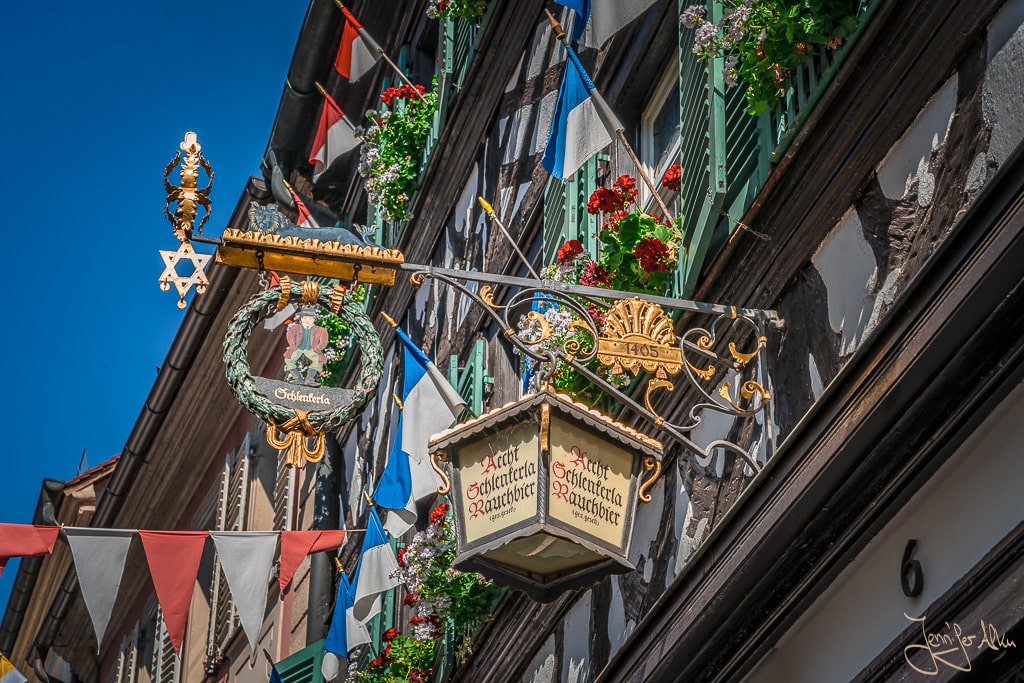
(209, 531, 278, 653)
(64, 528, 135, 650)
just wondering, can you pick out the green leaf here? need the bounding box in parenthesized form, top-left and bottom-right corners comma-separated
(615, 213, 644, 251)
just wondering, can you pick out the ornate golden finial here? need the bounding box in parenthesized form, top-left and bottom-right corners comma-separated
(159, 132, 213, 309)
(164, 131, 213, 241)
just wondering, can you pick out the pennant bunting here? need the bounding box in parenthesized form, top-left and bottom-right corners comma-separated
(64, 528, 135, 648)
(351, 509, 400, 621)
(556, 0, 659, 46)
(309, 90, 359, 182)
(334, 7, 381, 81)
(373, 328, 466, 536)
(210, 531, 279, 654)
(137, 531, 208, 656)
(269, 663, 284, 683)
(278, 529, 347, 595)
(289, 188, 320, 229)
(0, 524, 60, 578)
(542, 45, 623, 181)
(0, 655, 28, 683)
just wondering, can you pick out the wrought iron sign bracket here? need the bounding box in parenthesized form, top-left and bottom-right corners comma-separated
(398, 263, 780, 473)
(157, 133, 779, 474)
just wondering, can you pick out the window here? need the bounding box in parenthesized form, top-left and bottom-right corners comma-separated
(110, 622, 140, 683)
(151, 607, 181, 683)
(207, 436, 251, 659)
(641, 63, 682, 191)
(273, 448, 296, 531)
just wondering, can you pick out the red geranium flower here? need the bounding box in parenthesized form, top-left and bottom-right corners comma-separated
(381, 83, 426, 107)
(613, 175, 639, 206)
(580, 262, 611, 288)
(634, 237, 671, 272)
(383, 627, 399, 642)
(556, 239, 584, 263)
(613, 174, 636, 192)
(587, 186, 619, 214)
(410, 616, 430, 625)
(402, 592, 420, 606)
(396, 546, 407, 567)
(660, 164, 682, 192)
(429, 502, 450, 524)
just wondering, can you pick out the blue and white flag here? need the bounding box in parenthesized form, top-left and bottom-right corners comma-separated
(372, 327, 466, 536)
(324, 570, 366, 660)
(351, 508, 401, 621)
(556, 0, 660, 46)
(542, 47, 622, 181)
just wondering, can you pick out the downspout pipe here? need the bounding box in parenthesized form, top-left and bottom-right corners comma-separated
(307, 433, 342, 644)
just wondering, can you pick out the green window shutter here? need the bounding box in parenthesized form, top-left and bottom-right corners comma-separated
(276, 639, 325, 683)
(542, 177, 567, 266)
(675, 0, 727, 298)
(449, 338, 490, 417)
(542, 156, 600, 266)
(568, 155, 600, 257)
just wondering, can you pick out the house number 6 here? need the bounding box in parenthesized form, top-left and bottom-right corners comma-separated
(901, 539, 924, 597)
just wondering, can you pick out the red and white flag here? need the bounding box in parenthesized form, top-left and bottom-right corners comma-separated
(309, 91, 358, 182)
(334, 7, 381, 81)
(289, 188, 320, 229)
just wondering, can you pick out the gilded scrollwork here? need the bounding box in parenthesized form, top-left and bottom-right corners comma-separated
(398, 264, 776, 469)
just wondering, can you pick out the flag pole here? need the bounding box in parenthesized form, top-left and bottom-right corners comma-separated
(478, 197, 540, 279)
(334, 0, 428, 104)
(544, 10, 675, 224)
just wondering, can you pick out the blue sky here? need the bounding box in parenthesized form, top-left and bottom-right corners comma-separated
(0, 2, 308, 616)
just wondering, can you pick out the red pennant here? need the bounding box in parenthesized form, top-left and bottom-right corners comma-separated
(334, 17, 361, 79)
(0, 524, 61, 576)
(138, 531, 208, 655)
(279, 530, 347, 595)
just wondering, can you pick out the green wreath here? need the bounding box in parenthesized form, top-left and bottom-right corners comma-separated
(223, 280, 383, 432)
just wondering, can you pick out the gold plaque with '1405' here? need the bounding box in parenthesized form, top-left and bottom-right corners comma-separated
(456, 421, 540, 544)
(596, 298, 682, 378)
(547, 419, 634, 550)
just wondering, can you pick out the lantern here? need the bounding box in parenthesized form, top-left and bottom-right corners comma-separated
(428, 387, 663, 601)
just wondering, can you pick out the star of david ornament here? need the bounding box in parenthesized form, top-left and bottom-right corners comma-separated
(159, 132, 215, 308)
(159, 241, 211, 309)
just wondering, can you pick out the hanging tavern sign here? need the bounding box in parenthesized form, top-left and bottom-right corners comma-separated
(223, 278, 383, 467)
(428, 387, 663, 601)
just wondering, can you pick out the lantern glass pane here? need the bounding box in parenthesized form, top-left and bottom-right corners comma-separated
(455, 420, 540, 543)
(548, 418, 635, 551)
